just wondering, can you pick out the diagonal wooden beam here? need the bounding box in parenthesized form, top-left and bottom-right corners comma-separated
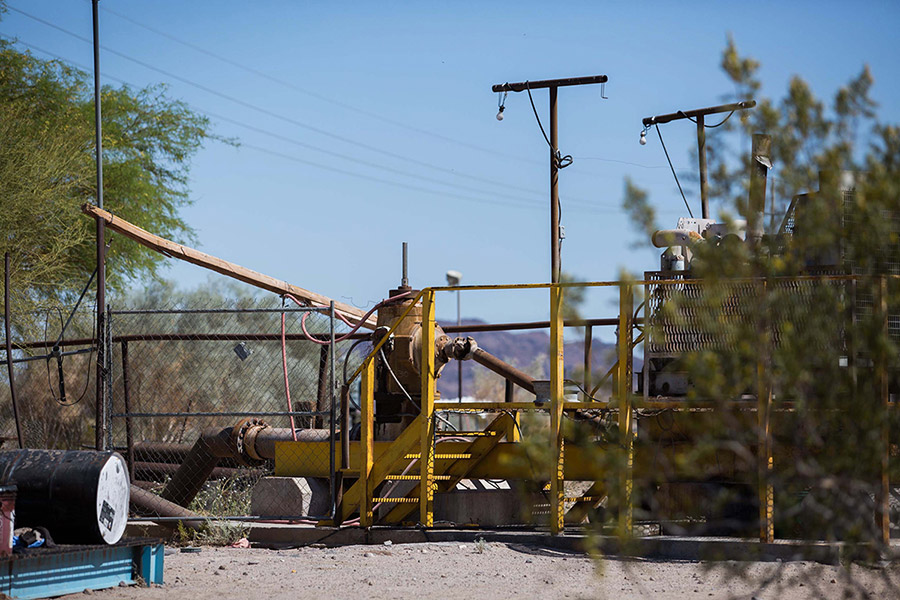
(81, 203, 376, 328)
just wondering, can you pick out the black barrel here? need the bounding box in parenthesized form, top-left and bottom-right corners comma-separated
(0, 449, 130, 545)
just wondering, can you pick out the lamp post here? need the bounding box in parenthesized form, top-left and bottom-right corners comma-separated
(446, 270, 462, 401)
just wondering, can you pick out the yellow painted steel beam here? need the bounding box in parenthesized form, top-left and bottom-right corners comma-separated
(550, 284, 565, 535)
(359, 358, 375, 527)
(434, 401, 603, 411)
(420, 289, 437, 527)
(276, 439, 607, 481)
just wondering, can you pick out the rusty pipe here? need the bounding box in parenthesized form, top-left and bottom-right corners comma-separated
(160, 427, 231, 508)
(161, 421, 332, 507)
(130, 484, 204, 530)
(471, 348, 536, 395)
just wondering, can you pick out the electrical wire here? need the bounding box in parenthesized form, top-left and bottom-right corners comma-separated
(525, 82, 573, 169)
(3, 36, 626, 216)
(6, 6, 549, 200)
(380, 347, 458, 431)
(655, 124, 694, 218)
(97, 3, 541, 168)
(679, 110, 735, 128)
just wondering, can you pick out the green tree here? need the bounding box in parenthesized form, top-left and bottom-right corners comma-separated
(623, 37, 900, 572)
(0, 37, 222, 337)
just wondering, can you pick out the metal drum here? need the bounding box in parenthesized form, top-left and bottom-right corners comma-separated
(0, 450, 130, 545)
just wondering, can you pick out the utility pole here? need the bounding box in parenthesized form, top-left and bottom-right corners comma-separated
(92, 0, 107, 451)
(492, 75, 608, 284)
(642, 100, 756, 220)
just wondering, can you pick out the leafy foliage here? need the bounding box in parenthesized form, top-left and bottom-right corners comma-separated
(623, 38, 900, 560)
(0, 39, 222, 337)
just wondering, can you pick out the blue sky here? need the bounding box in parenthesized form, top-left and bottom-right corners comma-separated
(2, 1, 899, 338)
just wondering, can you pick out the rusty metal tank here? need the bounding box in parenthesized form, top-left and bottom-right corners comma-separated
(374, 286, 450, 439)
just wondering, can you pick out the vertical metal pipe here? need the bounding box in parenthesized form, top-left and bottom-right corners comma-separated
(697, 115, 709, 219)
(401, 242, 408, 288)
(4, 253, 23, 449)
(121, 341, 134, 482)
(549, 284, 565, 534)
(105, 304, 113, 451)
(550, 86, 560, 284)
(749, 134, 771, 247)
(583, 324, 593, 400)
(457, 289, 462, 401)
(503, 379, 519, 442)
(92, 0, 107, 451)
(316, 344, 330, 429)
(328, 301, 336, 520)
(335, 382, 350, 525)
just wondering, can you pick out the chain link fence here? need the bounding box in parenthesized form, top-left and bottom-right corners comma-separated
(104, 301, 350, 522)
(0, 306, 98, 451)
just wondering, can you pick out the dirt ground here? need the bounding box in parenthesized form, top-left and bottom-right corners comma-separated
(58, 541, 900, 600)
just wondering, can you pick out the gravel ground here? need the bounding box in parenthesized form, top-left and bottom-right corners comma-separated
(62, 542, 900, 600)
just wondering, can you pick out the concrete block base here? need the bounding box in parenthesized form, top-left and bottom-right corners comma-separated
(250, 476, 330, 518)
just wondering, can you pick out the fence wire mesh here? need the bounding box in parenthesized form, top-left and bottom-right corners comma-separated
(0, 306, 98, 451)
(106, 300, 350, 522)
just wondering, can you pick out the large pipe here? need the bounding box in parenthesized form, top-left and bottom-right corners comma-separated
(129, 484, 203, 530)
(161, 421, 331, 508)
(471, 348, 536, 395)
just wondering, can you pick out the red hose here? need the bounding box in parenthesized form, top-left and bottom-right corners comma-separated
(287, 291, 412, 346)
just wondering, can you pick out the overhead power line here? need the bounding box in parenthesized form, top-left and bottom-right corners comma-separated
(2, 36, 625, 215)
(97, 3, 542, 168)
(6, 5, 550, 199)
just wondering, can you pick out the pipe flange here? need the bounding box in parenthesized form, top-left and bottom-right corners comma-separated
(231, 418, 268, 467)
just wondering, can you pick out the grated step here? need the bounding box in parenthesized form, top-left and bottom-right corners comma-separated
(372, 497, 420, 504)
(404, 453, 472, 460)
(386, 474, 451, 481)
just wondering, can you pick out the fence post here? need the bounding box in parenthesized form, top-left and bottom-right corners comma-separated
(876, 276, 890, 546)
(359, 357, 375, 527)
(420, 289, 436, 528)
(550, 283, 565, 534)
(617, 282, 634, 536)
(121, 340, 134, 482)
(583, 324, 593, 400)
(757, 280, 774, 543)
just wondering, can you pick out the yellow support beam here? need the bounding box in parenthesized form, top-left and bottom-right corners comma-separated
(359, 358, 375, 527)
(617, 282, 634, 537)
(420, 289, 436, 527)
(550, 284, 566, 534)
(757, 280, 774, 544)
(276, 438, 607, 480)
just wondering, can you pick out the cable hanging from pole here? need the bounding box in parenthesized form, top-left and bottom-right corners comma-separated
(525, 82, 573, 170)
